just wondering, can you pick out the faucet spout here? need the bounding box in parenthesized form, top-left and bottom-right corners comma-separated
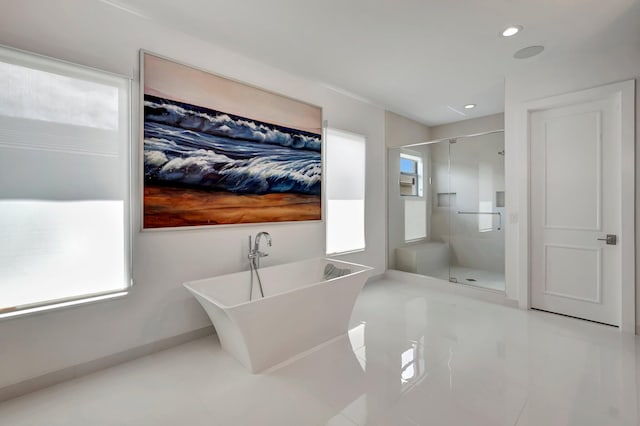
(254, 231, 272, 253)
(249, 232, 273, 268)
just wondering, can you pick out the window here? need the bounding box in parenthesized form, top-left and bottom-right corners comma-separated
(400, 151, 426, 241)
(0, 46, 131, 318)
(325, 128, 365, 254)
(400, 153, 423, 197)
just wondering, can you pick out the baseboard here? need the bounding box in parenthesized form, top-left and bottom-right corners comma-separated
(384, 269, 515, 307)
(503, 297, 520, 308)
(0, 325, 215, 403)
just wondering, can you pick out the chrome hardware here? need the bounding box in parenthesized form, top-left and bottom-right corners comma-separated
(248, 232, 272, 267)
(457, 211, 502, 231)
(597, 234, 617, 245)
(248, 232, 272, 300)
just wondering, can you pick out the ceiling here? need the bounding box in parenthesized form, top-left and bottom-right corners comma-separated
(106, 0, 639, 126)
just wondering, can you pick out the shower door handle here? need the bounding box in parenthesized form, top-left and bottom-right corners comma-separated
(597, 234, 617, 245)
(457, 211, 502, 231)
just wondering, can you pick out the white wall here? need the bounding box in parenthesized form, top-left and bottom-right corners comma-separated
(0, 0, 386, 389)
(430, 113, 504, 140)
(385, 111, 431, 148)
(504, 44, 640, 314)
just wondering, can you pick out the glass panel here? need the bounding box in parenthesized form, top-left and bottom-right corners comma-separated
(427, 140, 451, 281)
(448, 133, 505, 291)
(387, 132, 504, 292)
(400, 157, 417, 174)
(388, 143, 449, 279)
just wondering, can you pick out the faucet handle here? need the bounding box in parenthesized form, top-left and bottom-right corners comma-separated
(249, 250, 268, 259)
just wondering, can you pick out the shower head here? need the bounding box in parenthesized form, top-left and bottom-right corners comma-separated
(498, 150, 505, 156)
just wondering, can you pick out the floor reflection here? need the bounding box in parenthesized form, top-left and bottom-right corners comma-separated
(1, 278, 639, 426)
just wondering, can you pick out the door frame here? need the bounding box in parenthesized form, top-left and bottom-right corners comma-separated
(517, 80, 635, 332)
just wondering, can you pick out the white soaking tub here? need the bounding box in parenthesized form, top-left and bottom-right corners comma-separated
(183, 258, 373, 373)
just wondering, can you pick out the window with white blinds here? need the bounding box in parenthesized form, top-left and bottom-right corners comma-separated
(325, 128, 366, 255)
(0, 46, 131, 318)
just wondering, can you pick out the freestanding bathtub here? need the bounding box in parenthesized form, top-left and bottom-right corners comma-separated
(183, 258, 373, 373)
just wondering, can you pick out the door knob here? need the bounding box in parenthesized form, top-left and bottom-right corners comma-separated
(597, 234, 617, 245)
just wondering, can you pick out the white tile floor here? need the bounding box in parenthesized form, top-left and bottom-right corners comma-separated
(1, 277, 639, 425)
(431, 266, 505, 292)
(448, 266, 505, 291)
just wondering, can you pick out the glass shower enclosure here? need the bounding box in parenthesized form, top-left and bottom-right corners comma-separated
(388, 131, 505, 291)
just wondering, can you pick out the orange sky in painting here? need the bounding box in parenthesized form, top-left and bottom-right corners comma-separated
(143, 53, 322, 135)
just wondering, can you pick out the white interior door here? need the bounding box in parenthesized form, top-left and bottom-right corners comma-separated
(530, 93, 622, 326)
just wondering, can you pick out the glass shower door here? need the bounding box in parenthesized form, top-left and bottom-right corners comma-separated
(448, 133, 505, 291)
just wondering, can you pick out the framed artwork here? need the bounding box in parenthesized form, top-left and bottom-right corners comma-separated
(140, 51, 322, 229)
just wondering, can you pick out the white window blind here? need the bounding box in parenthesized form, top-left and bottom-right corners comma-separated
(0, 46, 131, 317)
(325, 128, 365, 254)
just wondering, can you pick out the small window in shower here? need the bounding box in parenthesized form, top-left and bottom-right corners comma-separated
(400, 153, 423, 197)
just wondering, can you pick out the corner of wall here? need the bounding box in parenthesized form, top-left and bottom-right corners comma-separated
(384, 110, 431, 148)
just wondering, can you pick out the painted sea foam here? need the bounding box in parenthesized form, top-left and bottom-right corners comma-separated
(143, 95, 321, 195)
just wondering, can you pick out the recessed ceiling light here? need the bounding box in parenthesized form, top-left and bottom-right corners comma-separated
(464, 104, 476, 109)
(500, 25, 522, 37)
(514, 45, 545, 59)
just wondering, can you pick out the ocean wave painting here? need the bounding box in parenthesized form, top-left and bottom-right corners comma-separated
(142, 53, 322, 228)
